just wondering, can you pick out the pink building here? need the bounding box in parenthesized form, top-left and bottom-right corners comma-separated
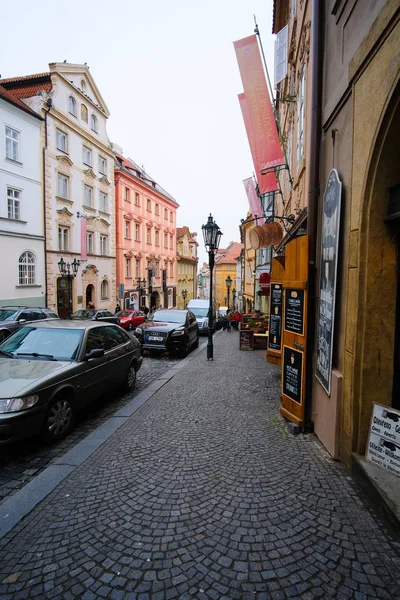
(114, 152, 179, 311)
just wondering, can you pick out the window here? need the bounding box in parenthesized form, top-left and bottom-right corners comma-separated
(98, 156, 106, 174)
(125, 220, 131, 238)
(170, 262, 173, 277)
(135, 223, 140, 241)
(81, 80, 86, 91)
(146, 228, 151, 244)
(84, 185, 93, 207)
(91, 114, 98, 133)
(164, 208, 168, 220)
(146, 198, 151, 212)
(170, 211, 173, 222)
(164, 233, 168, 248)
(100, 234, 108, 255)
(135, 259, 140, 278)
(168, 289, 172, 308)
(83, 145, 92, 166)
(155, 230, 160, 246)
(296, 68, 306, 168)
(87, 231, 94, 254)
(99, 192, 108, 213)
(155, 203, 160, 215)
(155, 262, 159, 277)
(57, 174, 69, 199)
(5, 126, 20, 162)
(135, 192, 140, 206)
(170, 235, 173, 250)
(58, 226, 69, 251)
(7, 187, 20, 220)
(125, 187, 130, 202)
(69, 96, 77, 117)
(126, 258, 131, 278)
(81, 104, 88, 123)
(18, 251, 36, 285)
(101, 280, 109, 299)
(56, 129, 68, 153)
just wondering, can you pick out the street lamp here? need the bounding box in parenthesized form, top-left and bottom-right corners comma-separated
(182, 288, 188, 309)
(225, 275, 232, 310)
(202, 213, 222, 361)
(58, 257, 83, 316)
(136, 278, 146, 309)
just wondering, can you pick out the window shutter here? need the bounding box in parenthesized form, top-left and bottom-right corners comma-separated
(275, 25, 288, 87)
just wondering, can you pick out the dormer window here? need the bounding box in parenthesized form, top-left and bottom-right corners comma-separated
(68, 96, 77, 117)
(81, 104, 88, 123)
(91, 114, 98, 133)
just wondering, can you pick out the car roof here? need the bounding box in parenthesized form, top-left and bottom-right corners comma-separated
(20, 320, 115, 330)
(155, 308, 188, 314)
(0, 306, 41, 310)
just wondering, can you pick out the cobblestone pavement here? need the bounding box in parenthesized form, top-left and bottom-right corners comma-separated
(0, 343, 192, 503)
(1, 331, 399, 599)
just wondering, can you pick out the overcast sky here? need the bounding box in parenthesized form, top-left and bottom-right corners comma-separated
(2, 0, 275, 265)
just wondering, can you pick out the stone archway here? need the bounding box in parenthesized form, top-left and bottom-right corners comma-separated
(82, 264, 98, 309)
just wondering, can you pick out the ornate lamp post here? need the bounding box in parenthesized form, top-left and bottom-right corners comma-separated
(182, 288, 188, 309)
(202, 213, 222, 361)
(58, 257, 83, 316)
(136, 278, 146, 309)
(225, 275, 232, 310)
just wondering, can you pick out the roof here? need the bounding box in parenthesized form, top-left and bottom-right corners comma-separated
(0, 73, 52, 99)
(215, 242, 243, 265)
(0, 85, 42, 119)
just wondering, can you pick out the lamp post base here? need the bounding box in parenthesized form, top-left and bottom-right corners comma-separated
(206, 340, 213, 361)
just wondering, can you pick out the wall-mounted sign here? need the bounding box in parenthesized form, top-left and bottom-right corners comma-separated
(365, 403, 400, 477)
(239, 329, 254, 350)
(282, 346, 303, 404)
(284, 289, 305, 335)
(269, 283, 283, 350)
(315, 169, 342, 395)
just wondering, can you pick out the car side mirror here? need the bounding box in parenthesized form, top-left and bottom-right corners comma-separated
(18, 319, 27, 323)
(85, 348, 104, 360)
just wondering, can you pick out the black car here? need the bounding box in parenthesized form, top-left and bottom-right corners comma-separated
(0, 306, 59, 342)
(70, 309, 120, 325)
(134, 309, 199, 357)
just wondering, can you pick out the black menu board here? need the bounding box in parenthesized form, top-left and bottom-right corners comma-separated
(239, 330, 254, 350)
(284, 289, 305, 336)
(268, 283, 283, 350)
(283, 346, 303, 404)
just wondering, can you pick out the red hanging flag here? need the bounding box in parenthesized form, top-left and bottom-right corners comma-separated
(80, 217, 87, 259)
(243, 177, 263, 221)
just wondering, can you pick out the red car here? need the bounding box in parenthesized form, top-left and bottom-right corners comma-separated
(117, 310, 146, 331)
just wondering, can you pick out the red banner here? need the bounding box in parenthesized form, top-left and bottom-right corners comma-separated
(80, 217, 87, 259)
(243, 177, 263, 220)
(238, 93, 278, 194)
(234, 35, 284, 173)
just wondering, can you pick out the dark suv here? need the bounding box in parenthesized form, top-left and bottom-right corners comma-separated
(0, 306, 59, 342)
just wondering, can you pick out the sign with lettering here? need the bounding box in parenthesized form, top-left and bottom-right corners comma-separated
(284, 289, 305, 335)
(239, 329, 254, 350)
(315, 169, 342, 394)
(269, 283, 283, 350)
(282, 346, 303, 404)
(365, 403, 400, 477)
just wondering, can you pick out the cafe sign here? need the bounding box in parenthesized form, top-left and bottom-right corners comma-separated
(366, 403, 400, 477)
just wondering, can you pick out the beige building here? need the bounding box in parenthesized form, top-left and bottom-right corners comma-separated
(176, 226, 198, 308)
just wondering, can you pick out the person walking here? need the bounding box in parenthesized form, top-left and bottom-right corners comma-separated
(115, 303, 121, 314)
(226, 310, 233, 332)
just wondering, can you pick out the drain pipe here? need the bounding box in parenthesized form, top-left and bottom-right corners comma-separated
(42, 98, 52, 308)
(305, 0, 324, 429)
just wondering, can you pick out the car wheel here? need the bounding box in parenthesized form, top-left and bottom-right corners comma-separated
(123, 361, 137, 392)
(41, 395, 74, 442)
(180, 339, 190, 358)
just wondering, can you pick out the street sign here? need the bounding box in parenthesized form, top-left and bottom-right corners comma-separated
(118, 283, 124, 299)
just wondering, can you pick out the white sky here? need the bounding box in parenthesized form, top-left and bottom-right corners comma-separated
(2, 0, 275, 265)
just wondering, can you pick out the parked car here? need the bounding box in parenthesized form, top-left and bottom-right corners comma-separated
(0, 320, 143, 444)
(117, 310, 146, 331)
(0, 306, 60, 342)
(70, 309, 120, 325)
(134, 308, 199, 357)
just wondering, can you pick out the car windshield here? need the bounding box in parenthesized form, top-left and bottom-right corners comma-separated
(149, 310, 186, 324)
(0, 309, 19, 321)
(190, 308, 208, 318)
(0, 327, 83, 361)
(71, 310, 96, 319)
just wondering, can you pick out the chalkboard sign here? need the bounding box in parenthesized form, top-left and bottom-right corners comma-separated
(239, 330, 254, 350)
(282, 346, 303, 404)
(366, 403, 400, 477)
(284, 289, 305, 335)
(268, 283, 283, 350)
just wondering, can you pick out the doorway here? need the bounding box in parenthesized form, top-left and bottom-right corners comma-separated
(85, 284, 94, 309)
(57, 277, 71, 318)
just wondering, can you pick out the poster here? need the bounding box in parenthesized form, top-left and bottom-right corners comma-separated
(284, 289, 305, 335)
(365, 403, 400, 477)
(239, 330, 254, 350)
(268, 283, 282, 350)
(282, 346, 303, 404)
(315, 169, 342, 394)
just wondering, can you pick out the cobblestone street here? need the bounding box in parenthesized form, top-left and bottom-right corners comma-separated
(0, 331, 399, 599)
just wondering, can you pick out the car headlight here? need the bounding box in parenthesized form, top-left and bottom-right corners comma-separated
(171, 329, 185, 337)
(0, 394, 39, 414)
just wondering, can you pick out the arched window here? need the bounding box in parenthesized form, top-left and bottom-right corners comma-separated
(81, 104, 88, 123)
(68, 96, 77, 117)
(19, 251, 36, 285)
(90, 114, 98, 133)
(101, 280, 109, 299)
(81, 79, 86, 91)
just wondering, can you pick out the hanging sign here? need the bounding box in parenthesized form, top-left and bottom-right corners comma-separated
(284, 289, 305, 336)
(268, 283, 283, 350)
(315, 169, 342, 394)
(365, 403, 400, 477)
(282, 346, 303, 404)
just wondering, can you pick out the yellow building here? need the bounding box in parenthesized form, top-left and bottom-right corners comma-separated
(214, 242, 243, 310)
(176, 227, 198, 309)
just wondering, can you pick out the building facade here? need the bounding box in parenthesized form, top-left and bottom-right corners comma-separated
(176, 226, 198, 308)
(0, 86, 45, 306)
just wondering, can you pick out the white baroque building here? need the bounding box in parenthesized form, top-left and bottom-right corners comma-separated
(1, 63, 116, 316)
(0, 85, 45, 306)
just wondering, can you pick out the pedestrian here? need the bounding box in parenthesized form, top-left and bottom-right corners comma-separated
(226, 310, 233, 332)
(115, 303, 121, 314)
(87, 301, 95, 309)
(142, 306, 149, 318)
(232, 311, 240, 330)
